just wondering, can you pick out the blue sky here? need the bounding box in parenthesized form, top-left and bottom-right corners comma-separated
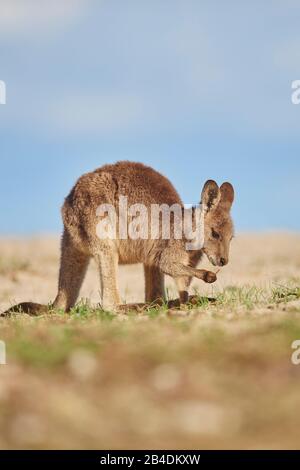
(0, 0, 299, 234)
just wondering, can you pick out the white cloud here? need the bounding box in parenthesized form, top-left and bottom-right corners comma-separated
(0, 0, 91, 38)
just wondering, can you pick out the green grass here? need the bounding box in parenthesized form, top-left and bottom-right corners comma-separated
(272, 284, 300, 303)
(68, 301, 117, 321)
(1, 281, 300, 449)
(10, 282, 300, 318)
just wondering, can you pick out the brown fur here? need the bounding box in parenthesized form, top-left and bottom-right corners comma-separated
(3, 161, 235, 314)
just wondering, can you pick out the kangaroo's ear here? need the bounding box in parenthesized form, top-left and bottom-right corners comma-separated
(219, 182, 235, 211)
(201, 180, 221, 213)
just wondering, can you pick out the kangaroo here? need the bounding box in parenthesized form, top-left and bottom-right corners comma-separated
(3, 161, 234, 315)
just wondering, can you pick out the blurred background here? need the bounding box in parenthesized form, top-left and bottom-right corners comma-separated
(1, 1, 300, 451)
(0, 0, 300, 235)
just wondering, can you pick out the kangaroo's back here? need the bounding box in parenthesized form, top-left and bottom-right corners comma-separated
(62, 161, 183, 251)
(97, 161, 182, 207)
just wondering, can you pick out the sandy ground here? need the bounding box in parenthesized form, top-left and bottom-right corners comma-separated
(1, 232, 300, 311)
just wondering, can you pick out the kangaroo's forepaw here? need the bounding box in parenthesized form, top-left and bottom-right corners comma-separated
(202, 270, 217, 283)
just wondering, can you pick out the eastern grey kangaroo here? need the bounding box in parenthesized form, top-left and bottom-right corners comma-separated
(3, 161, 235, 314)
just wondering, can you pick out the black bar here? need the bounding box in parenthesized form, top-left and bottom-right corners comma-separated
(0, 451, 300, 466)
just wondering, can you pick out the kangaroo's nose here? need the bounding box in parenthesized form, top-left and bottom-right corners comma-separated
(220, 257, 227, 266)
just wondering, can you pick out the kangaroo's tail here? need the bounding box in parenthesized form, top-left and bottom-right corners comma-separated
(1, 302, 50, 317)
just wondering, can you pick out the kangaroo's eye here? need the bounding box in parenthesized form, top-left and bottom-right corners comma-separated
(212, 229, 220, 240)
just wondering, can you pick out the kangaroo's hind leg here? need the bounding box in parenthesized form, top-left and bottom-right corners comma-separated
(174, 276, 191, 304)
(144, 265, 165, 304)
(94, 243, 121, 311)
(53, 230, 90, 312)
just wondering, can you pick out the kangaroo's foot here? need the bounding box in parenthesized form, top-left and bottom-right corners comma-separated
(117, 294, 218, 313)
(117, 302, 151, 313)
